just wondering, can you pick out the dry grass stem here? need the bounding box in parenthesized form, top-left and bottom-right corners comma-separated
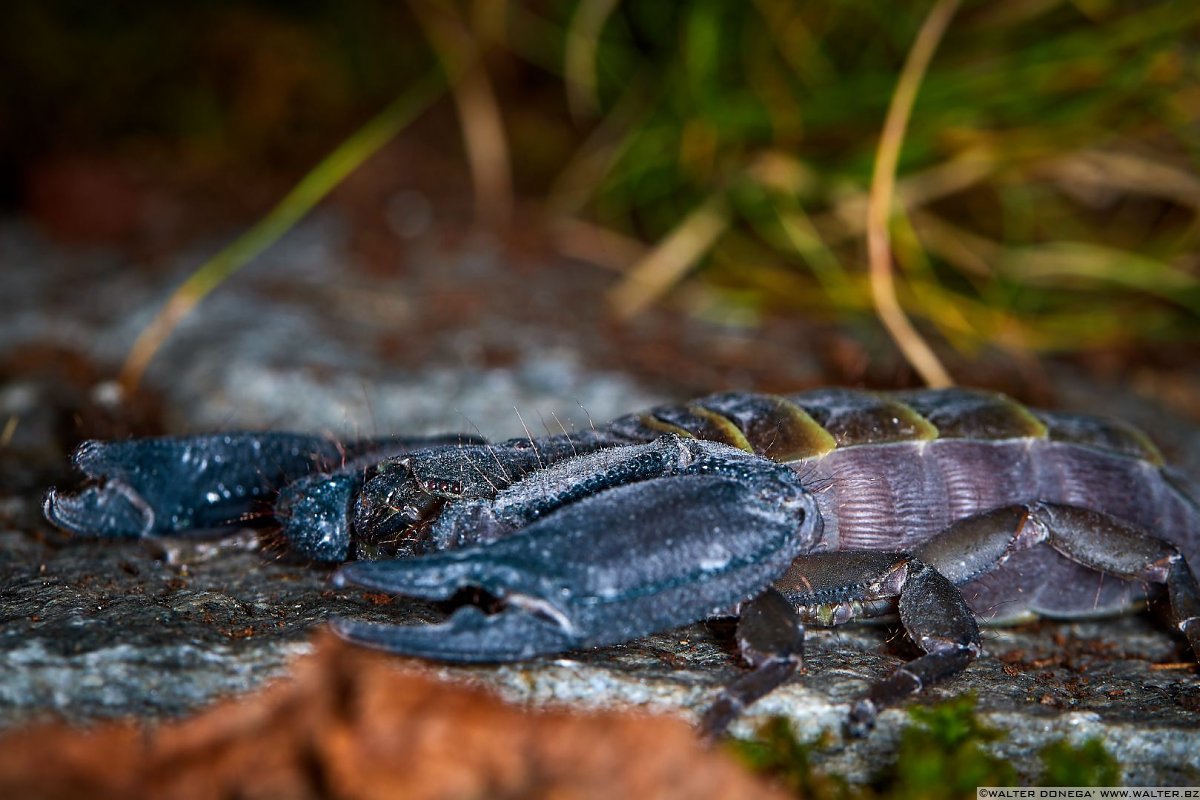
(909, 210, 1001, 279)
(548, 83, 647, 216)
(412, 1, 513, 229)
(867, 0, 960, 388)
(608, 195, 730, 317)
(551, 217, 648, 273)
(1037, 149, 1200, 212)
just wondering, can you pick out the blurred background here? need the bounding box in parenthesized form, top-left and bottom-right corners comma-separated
(3, 0, 1198, 404)
(3, 3, 1200, 792)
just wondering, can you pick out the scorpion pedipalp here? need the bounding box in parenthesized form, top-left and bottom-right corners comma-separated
(332, 462, 816, 666)
(43, 434, 347, 537)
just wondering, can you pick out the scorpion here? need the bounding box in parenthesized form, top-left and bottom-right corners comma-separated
(43, 388, 1200, 737)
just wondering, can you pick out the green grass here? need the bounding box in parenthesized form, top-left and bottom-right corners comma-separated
(558, 0, 1200, 352)
(5, 1, 1198, 372)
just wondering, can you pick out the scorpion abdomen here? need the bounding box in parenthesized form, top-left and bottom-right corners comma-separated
(609, 387, 1200, 623)
(800, 437, 1197, 620)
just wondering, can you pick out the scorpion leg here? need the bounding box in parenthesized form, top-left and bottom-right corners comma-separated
(775, 551, 981, 737)
(848, 559, 980, 735)
(832, 502, 1200, 734)
(1029, 503, 1200, 659)
(699, 586, 805, 739)
(913, 503, 1200, 660)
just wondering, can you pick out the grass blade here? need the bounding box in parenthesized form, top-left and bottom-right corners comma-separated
(118, 71, 446, 393)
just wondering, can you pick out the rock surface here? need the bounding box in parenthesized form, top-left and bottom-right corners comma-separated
(0, 636, 788, 800)
(1, 217, 1198, 786)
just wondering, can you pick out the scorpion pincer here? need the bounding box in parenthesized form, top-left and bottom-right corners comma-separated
(43, 388, 1200, 737)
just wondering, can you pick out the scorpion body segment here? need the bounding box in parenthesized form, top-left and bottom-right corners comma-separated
(611, 389, 1199, 613)
(43, 388, 1200, 737)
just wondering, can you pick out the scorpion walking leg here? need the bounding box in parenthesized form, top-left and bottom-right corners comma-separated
(775, 551, 980, 737)
(1031, 503, 1200, 659)
(847, 560, 979, 736)
(854, 501, 1200, 735)
(913, 504, 1200, 660)
(700, 587, 805, 739)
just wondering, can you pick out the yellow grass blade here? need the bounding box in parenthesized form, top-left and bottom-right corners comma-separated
(867, 0, 960, 388)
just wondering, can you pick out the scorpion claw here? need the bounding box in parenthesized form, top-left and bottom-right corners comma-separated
(330, 606, 577, 662)
(333, 551, 539, 602)
(43, 482, 154, 539)
(332, 471, 812, 662)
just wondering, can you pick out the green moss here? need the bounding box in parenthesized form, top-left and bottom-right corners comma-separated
(891, 696, 1016, 799)
(731, 697, 1125, 799)
(729, 717, 859, 800)
(1038, 738, 1121, 787)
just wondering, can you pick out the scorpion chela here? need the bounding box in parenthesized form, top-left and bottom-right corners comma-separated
(43, 388, 1200, 736)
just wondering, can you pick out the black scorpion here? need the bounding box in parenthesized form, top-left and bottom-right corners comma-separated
(43, 388, 1200, 736)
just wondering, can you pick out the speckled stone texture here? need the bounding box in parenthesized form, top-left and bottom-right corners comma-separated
(1, 217, 1197, 786)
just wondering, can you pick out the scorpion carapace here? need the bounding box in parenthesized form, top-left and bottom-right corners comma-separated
(43, 388, 1200, 737)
